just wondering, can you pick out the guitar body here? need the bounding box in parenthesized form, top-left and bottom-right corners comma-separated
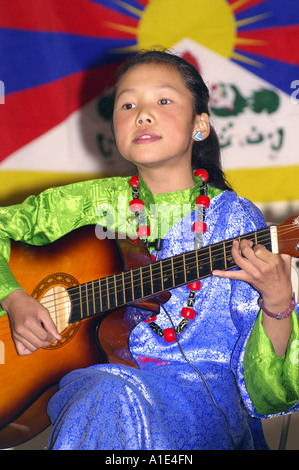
(0, 226, 162, 449)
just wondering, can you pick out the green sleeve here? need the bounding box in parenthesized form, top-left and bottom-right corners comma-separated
(244, 309, 299, 415)
(0, 252, 24, 318)
(0, 177, 131, 312)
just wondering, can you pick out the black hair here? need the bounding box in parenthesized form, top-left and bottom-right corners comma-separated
(113, 49, 232, 191)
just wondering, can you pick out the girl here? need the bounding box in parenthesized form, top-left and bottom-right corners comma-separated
(0, 50, 298, 450)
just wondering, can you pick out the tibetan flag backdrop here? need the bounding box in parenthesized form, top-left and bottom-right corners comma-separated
(0, 0, 298, 219)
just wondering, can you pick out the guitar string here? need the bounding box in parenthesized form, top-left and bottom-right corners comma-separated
(0, 227, 294, 339)
(1, 225, 295, 325)
(32, 230, 274, 310)
(0, 226, 297, 340)
(37, 224, 295, 311)
(0, 224, 297, 338)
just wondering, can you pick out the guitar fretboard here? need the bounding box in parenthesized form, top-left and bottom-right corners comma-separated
(69, 228, 272, 323)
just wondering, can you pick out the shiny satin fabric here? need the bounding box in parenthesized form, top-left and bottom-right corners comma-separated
(46, 188, 299, 449)
(0, 177, 298, 448)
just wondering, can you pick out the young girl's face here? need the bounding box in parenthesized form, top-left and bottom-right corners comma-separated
(113, 62, 203, 170)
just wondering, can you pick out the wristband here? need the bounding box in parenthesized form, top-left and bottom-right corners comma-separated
(259, 293, 296, 320)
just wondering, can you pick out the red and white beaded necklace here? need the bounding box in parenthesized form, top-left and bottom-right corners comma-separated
(128, 169, 210, 343)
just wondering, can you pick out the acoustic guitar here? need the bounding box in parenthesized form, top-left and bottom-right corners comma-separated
(0, 216, 299, 448)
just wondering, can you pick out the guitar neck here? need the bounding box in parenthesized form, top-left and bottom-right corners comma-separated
(69, 226, 274, 323)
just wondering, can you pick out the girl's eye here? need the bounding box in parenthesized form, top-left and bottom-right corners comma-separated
(159, 98, 171, 105)
(123, 103, 135, 110)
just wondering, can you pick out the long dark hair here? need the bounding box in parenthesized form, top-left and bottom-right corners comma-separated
(113, 49, 232, 191)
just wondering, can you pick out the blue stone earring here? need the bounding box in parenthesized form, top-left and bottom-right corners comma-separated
(193, 131, 202, 141)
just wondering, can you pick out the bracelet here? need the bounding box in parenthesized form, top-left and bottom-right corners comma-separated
(259, 293, 296, 320)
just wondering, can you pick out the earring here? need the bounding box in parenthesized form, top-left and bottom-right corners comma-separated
(193, 131, 202, 141)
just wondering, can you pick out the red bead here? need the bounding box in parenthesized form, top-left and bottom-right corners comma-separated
(181, 307, 196, 320)
(194, 168, 209, 182)
(163, 328, 176, 343)
(129, 198, 144, 212)
(129, 175, 139, 188)
(192, 221, 207, 234)
(151, 254, 156, 262)
(196, 195, 210, 209)
(144, 315, 157, 323)
(137, 225, 151, 238)
(187, 281, 201, 291)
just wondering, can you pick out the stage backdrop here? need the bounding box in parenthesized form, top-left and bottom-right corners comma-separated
(0, 0, 299, 222)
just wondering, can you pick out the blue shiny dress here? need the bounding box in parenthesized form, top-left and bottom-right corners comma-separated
(46, 190, 292, 450)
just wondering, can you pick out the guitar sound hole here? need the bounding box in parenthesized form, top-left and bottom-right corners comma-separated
(39, 286, 72, 334)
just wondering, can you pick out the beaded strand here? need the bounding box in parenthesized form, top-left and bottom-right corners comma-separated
(129, 169, 210, 343)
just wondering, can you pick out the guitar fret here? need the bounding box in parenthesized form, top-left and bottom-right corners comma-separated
(122, 272, 126, 305)
(140, 267, 144, 298)
(224, 241, 234, 270)
(171, 257, 175, 286)
(114, 275, 120, 307)
(160, 261, 164, 291)
(183, 254, 187, 284)
(102, 277, 109, 312)
(162, 258, 174, 290)
(150, 264, 153, 294)
(106, 277, 110, 310)
(109, 276, 118, 310)
(79, 284, 83, 319)
(223, 242, 227, 270)
(133, 268, 143, 301)
(180, 254, 186, 286)
(85, 283, 89, 317)
(188, 253, 193, 283)
(122, 271, 132, 304)
(196, 247, 209, 278)
(83, 284, 89, 317)
(98, 278, 103, 312)
(209, 244, 222, 272)
(142, 264, 153, 298)
(92, 280, 96, 314)
(113, 275, 117, 307)
(87, 281, 96, 316)
(151, 262, 162, 294)
(118, 273, 124, 306)
(131, 270, 135, 301)
(209, 246, 212, 272)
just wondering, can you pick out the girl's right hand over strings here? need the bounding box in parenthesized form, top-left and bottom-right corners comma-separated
(1, 289, 61, 355)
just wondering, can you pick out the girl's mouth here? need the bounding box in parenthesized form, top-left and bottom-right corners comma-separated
(133, 132, 161, 144)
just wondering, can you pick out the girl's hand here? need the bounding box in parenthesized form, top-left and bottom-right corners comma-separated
(213, 239, 293, 356)
(213, 239, 293, 310)
(1, 289, 62, 356)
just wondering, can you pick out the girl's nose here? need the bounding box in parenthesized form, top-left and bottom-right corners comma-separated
(136, 106, 153, 125)
(137, 116, 152, 125)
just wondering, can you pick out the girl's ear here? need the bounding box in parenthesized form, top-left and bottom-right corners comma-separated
(192, 113, 210, 141)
